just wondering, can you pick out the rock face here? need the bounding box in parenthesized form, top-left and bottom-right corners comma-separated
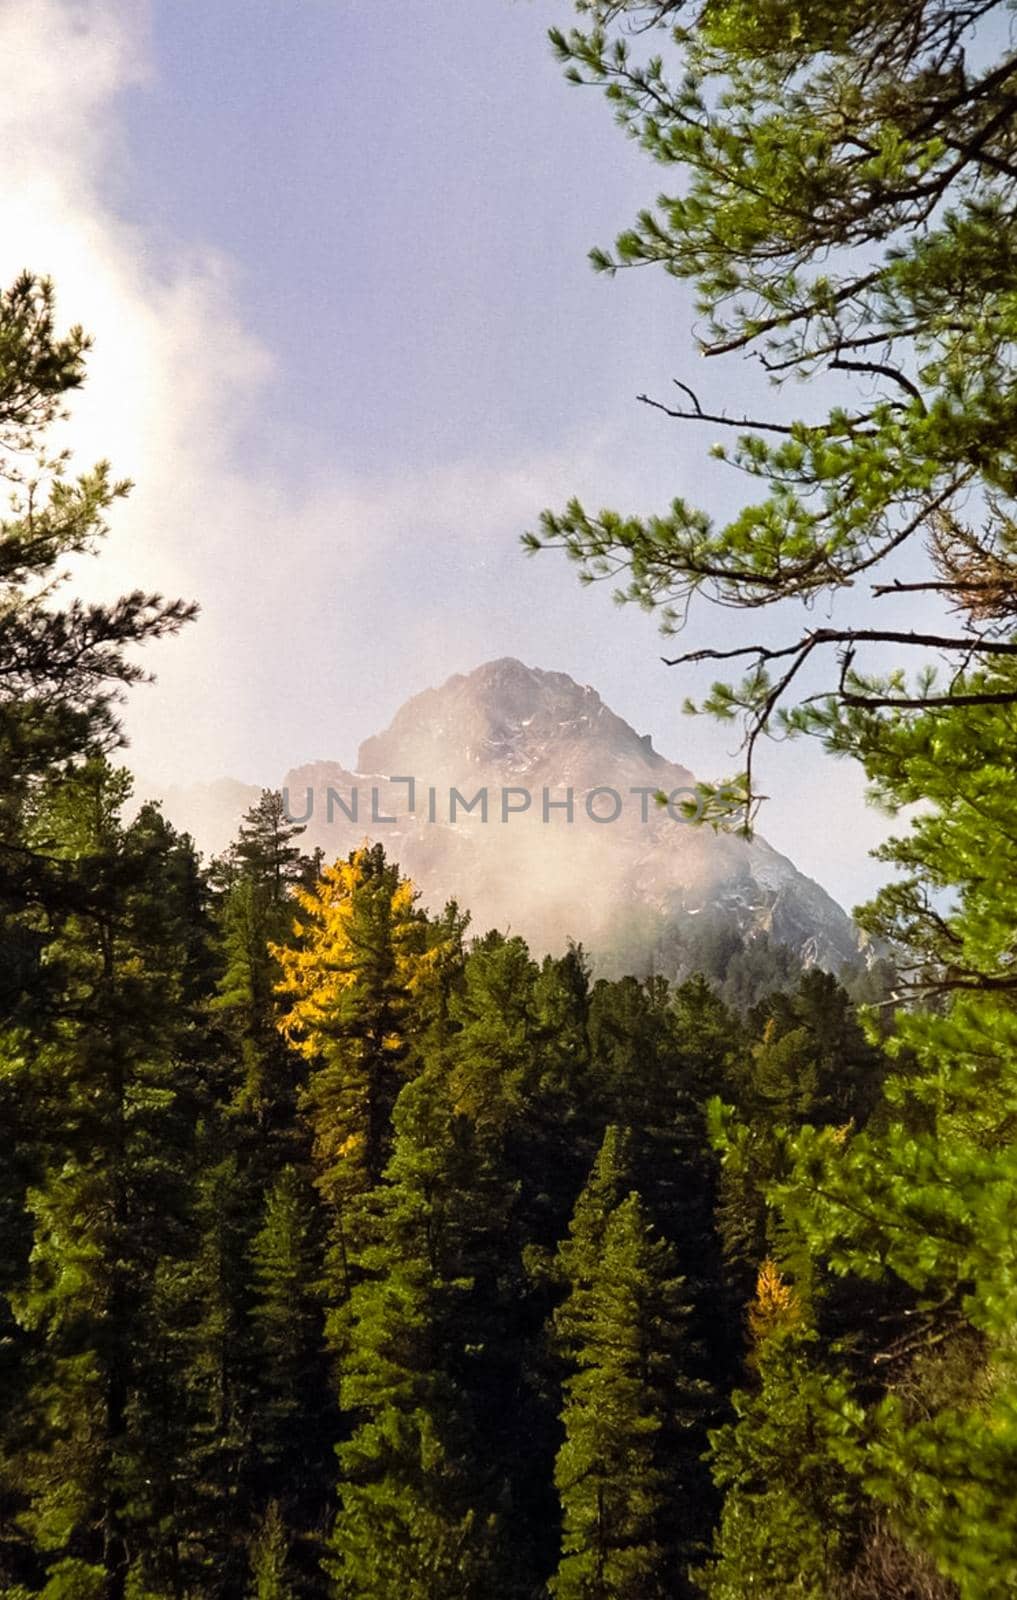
(357, 659, 679, 791)
(292, 656, 857, 966)
(146, 658, 863, 972)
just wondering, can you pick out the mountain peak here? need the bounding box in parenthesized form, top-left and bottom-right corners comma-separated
(356, 657, 668, 782)
(138, 659, 863, 976)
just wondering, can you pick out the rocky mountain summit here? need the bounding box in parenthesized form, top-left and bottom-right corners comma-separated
(150, 658, 864, 973)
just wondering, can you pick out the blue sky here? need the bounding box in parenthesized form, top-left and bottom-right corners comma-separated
(120, 2, 652, 476)
(0, 0, 916, 906)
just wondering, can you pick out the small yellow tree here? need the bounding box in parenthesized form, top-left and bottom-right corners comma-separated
(747, 1259, 802, 1348)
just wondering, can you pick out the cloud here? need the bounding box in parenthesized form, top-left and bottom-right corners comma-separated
(0, 1, 268, 557)
(0, 0, 647, 789)
(0, 2, 271, 761)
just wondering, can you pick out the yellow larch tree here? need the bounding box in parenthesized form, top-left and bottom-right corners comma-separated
(271, 844, 452, 1247)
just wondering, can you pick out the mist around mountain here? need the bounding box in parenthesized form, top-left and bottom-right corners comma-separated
(143, 658, 866, 978)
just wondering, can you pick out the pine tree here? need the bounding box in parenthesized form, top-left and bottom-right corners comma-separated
(231, 791, 306, 901)
(698, 1263, 855, 1600)
(329, 936, 609, 1600)
(175, 795, 324, 1596)
(250, 1166, 323, 1468)
(212, 790, 310, 1155)
(440, 931, 540, 1134)
(443, 936, 589, 1590)
(248, 1163, 333, 1570)
(0, 275, 195, 1596)
(3, 765, 214, 1600)
(0, 272, 194, 998)
(327, 1065, 510, 1600)
(552, 1130, 710, 1599)
(529, 63, 1017, 1593)
(249, 1502, 295, 1600)
(177, 1149, 256, 1597)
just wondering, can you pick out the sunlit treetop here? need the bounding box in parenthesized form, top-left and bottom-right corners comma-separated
(272, 844, 444, 1059)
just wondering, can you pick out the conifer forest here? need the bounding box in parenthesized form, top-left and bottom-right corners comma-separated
(3, 1, 1017, 1596)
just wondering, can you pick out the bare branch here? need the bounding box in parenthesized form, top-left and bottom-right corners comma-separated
(871, 578, 1010, 597)
(829, 354, 926, 409)
(672, 379, 703, 416)
(841, 687, 1017, 708)
(637, 392, 798, 435)
(664, 627, 1017, 669)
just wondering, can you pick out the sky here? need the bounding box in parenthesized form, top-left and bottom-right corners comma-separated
(0, 0, 921, 909)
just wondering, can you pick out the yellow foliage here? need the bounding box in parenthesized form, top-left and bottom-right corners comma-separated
(748, 1258, 803, 1345)
(269, 845, 443, 1060)
(268, 845, 455, 1205)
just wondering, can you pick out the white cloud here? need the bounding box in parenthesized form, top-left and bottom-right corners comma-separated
(0, 0, 627, 785)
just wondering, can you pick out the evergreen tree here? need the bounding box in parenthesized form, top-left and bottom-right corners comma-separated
(0, 272, 194, 997)
(248, 1502, 295, 1600)
(231, 791, 306, 901)
(0, 281, 196, 1593)
(3, 765, 214, 1600)
(179, 1149, 257, 1596)
(768, 688, 1017, 1596)
(328, 1064, 511, 1600)
(212, 790, 310, 1156)
(710, 969, 887, 1303)
(248, 1163, 333, 1578)
(529, 67, 1017, 1594)
(181, 794, 326, 1597)
(699, 1262, 855, 1600)
(249, 1166, 323, 1472)
(552, 1129, 710, 1599)
(0, 274, 195, 1595)
(445, 936, 591, 1590)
